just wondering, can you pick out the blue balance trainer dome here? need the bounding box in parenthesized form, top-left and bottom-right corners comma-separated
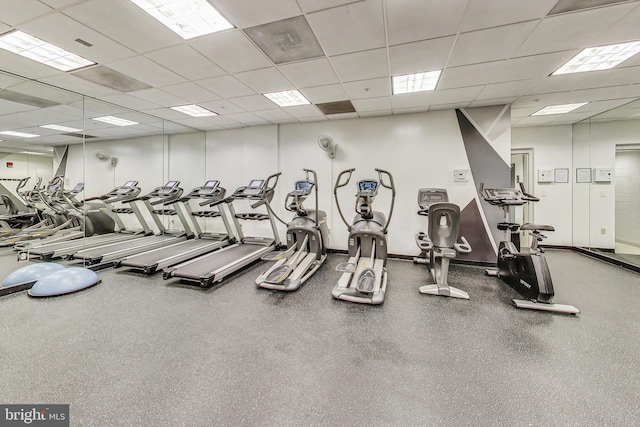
(28, 267, 100, 298)
(2, 263, 66, 288)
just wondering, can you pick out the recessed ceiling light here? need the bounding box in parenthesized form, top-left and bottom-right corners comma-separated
(531, 102, 589, 116)
(0, 131, 40, 138)
(392, 70, 442, 94)
(553, 41, 640, 75)
(0, 30, 95, 72)
(20, 151, 50, 155)
(92, 116, 139, 126)
(128, 0, 234, 40)
(39, 124, 84, 132)
(263, 90, 310, 107)
(170, 104, 217, 117)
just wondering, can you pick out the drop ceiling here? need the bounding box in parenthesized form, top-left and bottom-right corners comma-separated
(0, 0, 640, 149)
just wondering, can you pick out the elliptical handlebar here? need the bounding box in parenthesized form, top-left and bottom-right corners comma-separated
(519, 182, 539, 202)
(376, 168, 396, 234)
(334, 168, 355, 229)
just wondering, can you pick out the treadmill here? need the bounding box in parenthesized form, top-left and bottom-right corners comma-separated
(16, 181, 144, 261)
(68, 180, 190, 267)
(163, 173, 282, 287)
(115, 180, 234, 274)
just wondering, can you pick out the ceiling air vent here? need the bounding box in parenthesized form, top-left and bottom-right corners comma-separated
(63, 132, 97, 139)
(244, 16, 325, 64)
(72, 65, 151, 92)
(316, 100, 356, 115)
(0, 90, 60, 108)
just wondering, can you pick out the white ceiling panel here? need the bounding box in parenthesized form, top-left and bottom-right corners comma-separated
(342, 78, 390, 99)
(0, 0, 52, 26)
(229, 95, 279, 111)
(38, 74, 122, 98)
(326, 112, 358, 120)
(593, 3, 640, 45)
(253, 109, 295, 122)
(300, 84, 348, 103)
(476, 80, 538, 101)
(128, 88, 186, 107)
(448, 21, 539, 67)
(235, 68, 293, 93)
(38, 0, 87, 9)
(433, 85, 484, 105)
(136, 107, 190, 121)
(214, 0, 302, 28)
(145, 45, 226, 81)
(352, 96, 391, 112)
(198, 100, 246, 115)
(390, 92, 434, 109)
(330, 48, 388, 82)
(100, 94, 163, 111)
(515, 3, 639, 57)
(297, 0, 360, 14)
(358, 109, 391, 117)
(460, 0, 557, 32)
(0, 50, 62, 80)
(285, 104, 324, 118)
(307, 0, 385, 56)
(161, 82, 220, 104)
(225, 112, 270, 125)
(21, 13, 135, 64)
(490, 51, 575, 83)
(388, 36, 455, 76)
(190, 30, 272, 74)
(577, 65, 640, 89)
(469, 97, 518, 108)
(196, 75, 255, 99)
(106, 56, 186, 88)
(524, 73, 606, 95)
(385, 0, 468, 45)
(438, 61, 506, 90)
(279, 58, 339, 88)
(0, 22, 11, 33)
(63, 0, 183, 54)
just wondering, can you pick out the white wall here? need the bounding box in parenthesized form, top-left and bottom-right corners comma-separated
(615, 150, 640, 246)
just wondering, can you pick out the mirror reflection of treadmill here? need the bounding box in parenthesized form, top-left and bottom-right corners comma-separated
(116, 180, 233, 274)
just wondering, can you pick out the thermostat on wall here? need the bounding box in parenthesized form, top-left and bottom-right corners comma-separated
(454, 169, 470, 182)
(537, 169, 554, 183)
(594, 168, 613, 182)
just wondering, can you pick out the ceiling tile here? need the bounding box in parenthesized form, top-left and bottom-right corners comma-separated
(326, 112, 358, 120)
(160, 82, 221, 104)
(578, 65, 640, 89)
(297, 0, 358, 14)
(145, 45, 226, 81)
(515, 2, 638, 57)
(107, 56, 186, 88)
(285, 104, 324, 118)
(448, 21, 539, 67)
(595, 4, 640, 45)
(490, 51, 575, 83)
(307, 0, 385, 56)
(389, 36, 455, 75)
(279, 58, 339, 88)
(64, 0, 182, 53)
(235, 68, 294, 93)
(469, 97, 518, 108)
(0, 0, 51, 25)
(253, 109, 295, 122)
(196, 75, 255, 98)
(22, 13, 135, 64)
(213, 0, 302, 28)
(99, 94, 160, 111)
(229, 95, 279, 111)
(433, 85, 484, 105)
(475, 80, 538, 101)
(352, 97, 392, 112)
(0, 50, 62, 80)
(438, 61, 506, 90)
(128, 88, 186, 107)
(190, 30, 272, 74)
(330, 48, 388, 82)
(460, 0, 557, 32)
(390, 91, 434, 109)
(385, 0, 468, 45)
(198, 100, 246, 115)
(225, 112, 270, 125)
(524, 73, 602, 95)
(38, 0, 84, 8)
(300, 84, 348, 103)
(342, 78, 390, 99)
(358, 109, 392, 117)
(39, 74, 122, 98)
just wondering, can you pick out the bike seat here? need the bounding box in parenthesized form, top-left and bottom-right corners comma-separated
(520, 223, 555, 232)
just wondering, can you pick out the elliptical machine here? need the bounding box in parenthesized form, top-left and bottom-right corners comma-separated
(332, 168, 395, 305)
(255, 169, 329, 291)
(479, 183, 579, 314)
(414, 188, 472, 299)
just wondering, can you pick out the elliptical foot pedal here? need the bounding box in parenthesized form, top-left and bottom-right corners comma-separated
(265, 265, 291, 284)
(356, 268, 375, 295)
(335, 262, 356, 273)
(513, 299, 580, 314)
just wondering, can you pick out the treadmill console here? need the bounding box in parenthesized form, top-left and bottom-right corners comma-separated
(481, 188, 525, 205)
(418, 188, 448, 209)
(123, 181, 138, 188)
(198, 180, 220, 196)
(243, 179, 265, 196)
(357, 180, 379, 197)
(72, 183, 85, 193)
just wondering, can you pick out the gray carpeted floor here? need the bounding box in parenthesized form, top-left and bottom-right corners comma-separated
(1, 248, 639, 426)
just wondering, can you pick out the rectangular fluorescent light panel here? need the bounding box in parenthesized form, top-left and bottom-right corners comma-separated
(531, 102, 589, 116)
(554, 41, 640, 74)
(20, 151, 50, 155)
(39, 124, 83, 132)
(92, 116, 139, 126)
(263, 90, 310, 107)
(170, 104, 217, 117)
(0, 131, 40, 138)
(0, 30, 95, 71)
(392, 70, 442, 94)
(129, 0, 234, 40)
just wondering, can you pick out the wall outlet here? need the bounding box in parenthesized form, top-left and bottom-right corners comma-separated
(601, 228, 606, 235)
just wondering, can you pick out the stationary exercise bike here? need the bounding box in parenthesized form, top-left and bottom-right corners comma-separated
(479, 183, 579, 314)
(255, 169, 329, 291)
(414, 188, 472, 299)
(332, 168, 395, 305)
